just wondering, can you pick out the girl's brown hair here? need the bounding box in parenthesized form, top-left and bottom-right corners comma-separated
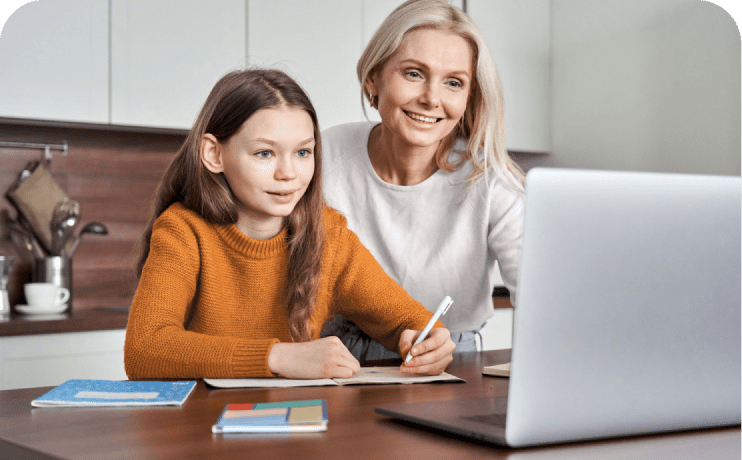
(135, 68, 324, 342)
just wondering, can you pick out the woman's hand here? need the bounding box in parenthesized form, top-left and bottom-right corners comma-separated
(398, 327, 456, 375)
(268, 337, 361, 379)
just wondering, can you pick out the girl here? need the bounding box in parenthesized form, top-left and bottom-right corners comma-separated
(124, 69, 455, 380)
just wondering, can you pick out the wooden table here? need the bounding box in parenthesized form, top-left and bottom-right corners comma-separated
(0, 350, 738, 459)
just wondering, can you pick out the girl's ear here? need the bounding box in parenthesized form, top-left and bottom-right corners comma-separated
(200, 134, 224, 174)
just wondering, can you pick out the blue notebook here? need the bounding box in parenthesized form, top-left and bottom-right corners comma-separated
(212, 400, 328, 433)
(31, 380, 197, 407)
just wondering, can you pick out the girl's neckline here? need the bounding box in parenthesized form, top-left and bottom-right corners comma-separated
(217, 224, 287, 259)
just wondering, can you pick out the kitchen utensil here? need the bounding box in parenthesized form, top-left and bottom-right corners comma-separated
(7, 219, 46, 259)
(65, 221, 108, 258)
(34, 256, 72, 312)
(50, 198, 80, 256)
(0, 256, 15, 317)
(7, 220, 35, 258)
(5, 163, 69, 254)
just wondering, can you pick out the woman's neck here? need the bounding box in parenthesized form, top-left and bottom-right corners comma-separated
(368, 125, 439, 186)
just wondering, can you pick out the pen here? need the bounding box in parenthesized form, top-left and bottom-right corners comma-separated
(405, 296, 454, 363)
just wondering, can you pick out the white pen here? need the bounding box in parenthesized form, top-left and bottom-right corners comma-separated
(405, 296, 454, 363)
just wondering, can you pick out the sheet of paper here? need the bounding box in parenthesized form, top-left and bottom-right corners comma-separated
(204, 378, 338, 388)
(333, 367, 464, 385)
(204, 367, 465, 389)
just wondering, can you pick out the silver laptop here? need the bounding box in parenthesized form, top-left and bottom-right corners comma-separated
(376, 168, 741, 447)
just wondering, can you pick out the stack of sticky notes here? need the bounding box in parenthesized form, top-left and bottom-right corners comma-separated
(212, 400, 328, 433)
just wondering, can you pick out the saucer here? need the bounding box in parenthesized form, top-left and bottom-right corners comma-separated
(15, 304, 68, 315)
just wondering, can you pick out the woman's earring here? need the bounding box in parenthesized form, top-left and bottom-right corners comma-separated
(370, 93, 378, 109)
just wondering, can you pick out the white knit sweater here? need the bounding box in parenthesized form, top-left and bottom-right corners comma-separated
(321, 122, 524, 333)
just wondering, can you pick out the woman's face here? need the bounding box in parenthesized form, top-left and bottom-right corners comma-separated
(367, 27, 473, 152)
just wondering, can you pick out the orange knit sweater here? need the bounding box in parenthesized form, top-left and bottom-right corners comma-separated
(124, 203, 440, 379)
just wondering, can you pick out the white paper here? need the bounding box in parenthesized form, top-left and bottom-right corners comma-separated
(204, 367, 464, 388)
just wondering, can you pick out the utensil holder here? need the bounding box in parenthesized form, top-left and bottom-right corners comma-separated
(34, 256, 72, 312)
(0, 256, 15, 317)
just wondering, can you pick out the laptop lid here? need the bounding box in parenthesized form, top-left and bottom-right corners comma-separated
(506, 168, 741, 446)
(375, 168, 741, 448)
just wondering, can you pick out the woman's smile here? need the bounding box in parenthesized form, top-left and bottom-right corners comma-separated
(404, 110, 441, 124)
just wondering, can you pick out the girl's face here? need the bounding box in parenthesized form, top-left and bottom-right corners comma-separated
(366, 27, 473, 153)
(202, 105, 315, 238)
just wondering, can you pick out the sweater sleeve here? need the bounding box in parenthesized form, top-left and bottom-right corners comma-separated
(124, 210, 278, 380)
(328, 212, 443, 352)
(488, 173, 525, 307)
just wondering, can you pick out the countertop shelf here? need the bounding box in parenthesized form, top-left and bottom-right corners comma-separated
(1, 298, 510, 337)
(0, 306, 130, 337)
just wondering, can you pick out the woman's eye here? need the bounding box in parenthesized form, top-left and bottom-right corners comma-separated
(256, 150, 271, 159)
(446, 80, 463, 89)
(406, 70, 422, 79)
(296, 149, 312, 158)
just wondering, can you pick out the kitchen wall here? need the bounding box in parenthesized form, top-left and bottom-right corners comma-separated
(545, 0, 740, 175)
(0, 122, 185, 308)
(0, 0, 738, 342)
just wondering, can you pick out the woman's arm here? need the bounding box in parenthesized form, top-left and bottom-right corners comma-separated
(488, 178, 525, 306)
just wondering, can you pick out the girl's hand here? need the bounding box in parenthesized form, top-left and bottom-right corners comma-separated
(268, 337, 361, 379)
(398, 328, 456, 375)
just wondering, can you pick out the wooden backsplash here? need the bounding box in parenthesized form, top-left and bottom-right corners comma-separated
(0, 121, 186, 310)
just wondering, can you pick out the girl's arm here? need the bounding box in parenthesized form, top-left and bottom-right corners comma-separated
(268, 337, 360, 379)
(124, 211, 277, 380)
(328, 214, 454, 373)
(398, 328, 456, 375)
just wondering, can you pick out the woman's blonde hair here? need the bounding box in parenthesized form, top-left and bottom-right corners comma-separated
(136, 69, 324, 343)
(357, 0, 524, 190)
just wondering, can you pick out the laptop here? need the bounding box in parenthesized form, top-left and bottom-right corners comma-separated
(375, 168, 741, 447)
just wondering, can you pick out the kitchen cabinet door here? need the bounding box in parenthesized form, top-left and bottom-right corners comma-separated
(110, 0, 246, 130)
(468, 0, 551, 153)
(0, 0, 109, 124)
(0, 330, 127, 391)
(247, 0, 366, 130)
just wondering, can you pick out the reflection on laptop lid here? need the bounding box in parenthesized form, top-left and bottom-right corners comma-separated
(376, 168, 741, 448)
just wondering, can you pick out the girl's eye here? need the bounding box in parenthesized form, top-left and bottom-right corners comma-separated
(256, 150, 271, 159)
(296, 149, 312, 158)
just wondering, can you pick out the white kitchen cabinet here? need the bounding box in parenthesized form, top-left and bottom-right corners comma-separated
(467, 0, 551, 153)
(110, 0, 247, 129)
(0, 0, 550, 148)
(0, 329, 127, 391)
(0, 0, 109, 124)
(247, 0, 367, 130)
(480, 308, 513, 351)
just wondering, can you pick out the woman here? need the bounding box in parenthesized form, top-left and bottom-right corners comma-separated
(321, 0, 525, 359)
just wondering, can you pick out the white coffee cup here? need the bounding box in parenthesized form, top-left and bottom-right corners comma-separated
(24, 282, 70, 309)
